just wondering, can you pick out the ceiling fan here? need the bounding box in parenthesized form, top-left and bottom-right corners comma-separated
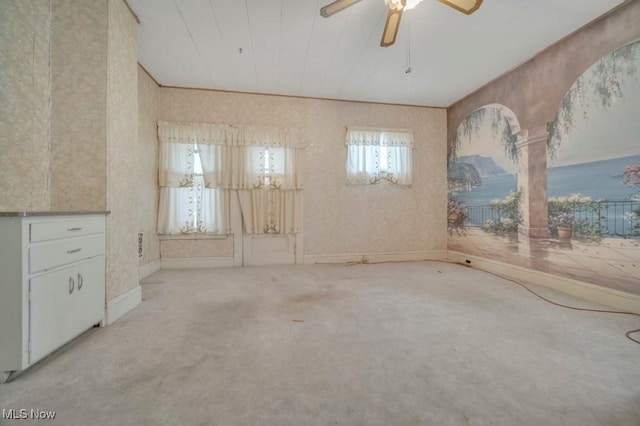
(320, 0, 483, 47)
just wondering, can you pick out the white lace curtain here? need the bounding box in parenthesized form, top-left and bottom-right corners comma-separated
(345, 127, 413, 185)
(157, 137, 230, 235)
(157, 121, 304, 235)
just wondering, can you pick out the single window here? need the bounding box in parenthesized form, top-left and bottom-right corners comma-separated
(345, 128, 413, 185)
(252, 147, 286, 188)
(157, 142, 227, 235)
(379, 146, 388, 175)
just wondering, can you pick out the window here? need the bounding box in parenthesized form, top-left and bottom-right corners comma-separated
(379, 146, 388, 172)
(157, 140, 228, 236)
(255, 147, 285, 188)
(239, 145, 300, 234)
(345, 127, 413, 185)
(191, 146, 228, 235)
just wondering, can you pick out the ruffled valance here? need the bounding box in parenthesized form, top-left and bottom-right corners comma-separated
(158, 121, 305, 148)
(346, 127, 413, 147)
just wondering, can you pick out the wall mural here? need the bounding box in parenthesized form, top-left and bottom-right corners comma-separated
(448, 105, 520, 233)
(448, 40, 640, 296)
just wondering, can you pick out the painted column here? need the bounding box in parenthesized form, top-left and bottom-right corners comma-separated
(516, 126, 550, 238)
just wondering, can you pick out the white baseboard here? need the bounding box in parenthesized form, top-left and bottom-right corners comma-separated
(138, 259, 161, 280)
(447, 251, 640, 314)
(304, 250, 448, 265)
(105, 285, 142, 325)
(161, 257, 234, 269)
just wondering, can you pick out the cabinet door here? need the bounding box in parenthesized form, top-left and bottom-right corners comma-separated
(29, 266, 77, 363)
(73, 257, 105, 335)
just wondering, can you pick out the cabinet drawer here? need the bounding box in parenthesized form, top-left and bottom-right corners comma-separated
(30, 218, 103, 243)
(29, 235, 105, 274)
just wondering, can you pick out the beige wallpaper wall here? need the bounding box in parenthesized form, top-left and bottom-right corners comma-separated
(2, 0, 141, 303)
(160, 238, 234, 259)
(138, 72, 235, 262)
(137, 67, 161, 266)
(0, 0, 52, 212)
(159, 89, 447, 257)
(106, 0, 139, 301)
(49, 0, 108, 211)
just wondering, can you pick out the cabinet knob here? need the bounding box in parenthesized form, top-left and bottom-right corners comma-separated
(68, 277, 75, 294)
(77, 273, 83, 290)
(66, 248, 82, 254)
(67, 227, 83, 231)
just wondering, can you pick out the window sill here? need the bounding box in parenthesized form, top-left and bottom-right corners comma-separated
(158, 234, 230, 241)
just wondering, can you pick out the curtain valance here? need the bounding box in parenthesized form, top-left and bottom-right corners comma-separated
(158, 121, 305, 148)
(158, 121, 304, 190)
(346, 127, 413, 147)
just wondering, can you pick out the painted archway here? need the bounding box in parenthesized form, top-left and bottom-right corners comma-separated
(448, 104, 522, 203)
(546, 40, 640, 239)
(447, 104, 523, 233)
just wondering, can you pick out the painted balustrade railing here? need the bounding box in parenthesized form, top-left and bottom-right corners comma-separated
(461, 199, 639, 238)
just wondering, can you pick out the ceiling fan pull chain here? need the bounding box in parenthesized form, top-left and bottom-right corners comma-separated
(405, 13, 412, 74)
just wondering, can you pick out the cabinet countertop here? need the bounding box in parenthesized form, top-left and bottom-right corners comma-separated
(0, 211, 110, 217)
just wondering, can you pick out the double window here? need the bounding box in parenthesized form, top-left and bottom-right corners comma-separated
(157, 121, 304, 236)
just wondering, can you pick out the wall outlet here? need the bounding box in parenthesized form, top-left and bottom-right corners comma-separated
(138, 232, 144, 258)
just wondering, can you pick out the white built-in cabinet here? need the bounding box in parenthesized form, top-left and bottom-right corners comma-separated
(0, 213, 107, 383)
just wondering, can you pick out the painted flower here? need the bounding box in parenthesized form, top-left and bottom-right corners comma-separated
(551, 212, 575, 228)
(501, 218, 514, 226)
(622, 165, 640, 187)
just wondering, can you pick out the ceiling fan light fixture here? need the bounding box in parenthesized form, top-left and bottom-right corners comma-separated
(384, 0, 422, 11)
(384, 0, 405, 11)
(438, 0, 483, 15)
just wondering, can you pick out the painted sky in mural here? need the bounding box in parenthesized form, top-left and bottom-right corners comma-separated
(550, 44, 640, 167)
(454, 111, 517, 175)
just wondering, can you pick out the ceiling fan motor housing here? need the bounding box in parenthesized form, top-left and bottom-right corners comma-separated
(385, 0, 407, 11)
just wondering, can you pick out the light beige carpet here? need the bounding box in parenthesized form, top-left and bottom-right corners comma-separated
(1, 262, 639, 425)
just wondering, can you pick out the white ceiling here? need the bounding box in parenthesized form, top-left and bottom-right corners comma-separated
(130, 0, 625, 107)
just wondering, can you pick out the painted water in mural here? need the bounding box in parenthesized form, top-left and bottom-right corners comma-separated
(452, 155, 639, 206)
(447, 40, 640, 295)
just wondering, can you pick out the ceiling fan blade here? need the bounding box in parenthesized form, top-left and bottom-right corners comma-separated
(380, 7, 403, 47)
(320, 0, 364, 17)
(438, 0, 483, 15)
